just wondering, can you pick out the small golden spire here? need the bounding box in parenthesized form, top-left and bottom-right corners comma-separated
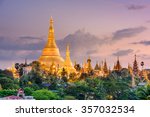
(63, 44, 75, 74)
(66, 44, 70, 53)
(50, 16, 53, 24)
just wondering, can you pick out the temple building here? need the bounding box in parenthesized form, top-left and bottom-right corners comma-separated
(91, 59, 109, 77)
(39, 17, 64, 70)
(86, 57, 93, 73)
(82, 57, 93, 74)
(38, 17, 76, 77)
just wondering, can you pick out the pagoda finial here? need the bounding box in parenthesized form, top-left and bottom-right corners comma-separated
(50, 16, 54, 30)
(104, 59, 107, 66)
(135, 54, 137, 60)
(50, 16, 53, 23)
(66, 43, 70, 52)
(65, 44, 70, 59)
(45, 16, 57, 48)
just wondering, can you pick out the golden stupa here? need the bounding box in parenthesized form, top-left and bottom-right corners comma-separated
(39, 17, 64, 68)
(63, 44, 76, 74)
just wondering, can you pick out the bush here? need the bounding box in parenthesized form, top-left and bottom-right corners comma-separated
(0, 90, 17, 97)
(24, 87, 34, 96)
(32, 89, 60, 100)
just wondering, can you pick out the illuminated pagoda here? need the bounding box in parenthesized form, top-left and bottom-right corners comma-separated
(113, 57, 122, 71)
(38, 17, 64, 70)
(103, 59, 109, 77)
(63, 44, 76, 74)
(86, 57, 93, 73)
(94, 62, 100, 76)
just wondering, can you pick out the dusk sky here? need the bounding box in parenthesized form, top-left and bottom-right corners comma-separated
(1, 0, 150, 69)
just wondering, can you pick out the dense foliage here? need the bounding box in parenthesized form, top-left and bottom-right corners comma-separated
(0, 90, 17, 97)
(32, 89, 60, 100)
(0, 66, 150, 100)
(0, 70, 19, 90)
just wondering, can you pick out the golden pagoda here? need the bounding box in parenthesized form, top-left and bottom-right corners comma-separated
(133, 54, 139, 76)
(86, 57, 93, 73)
(94, 62, 100, 70)
(113, 57, 122, 71)
(63, 44, 76, 74)
(38, 17, 64, 69)
(103, 59, 109, 77)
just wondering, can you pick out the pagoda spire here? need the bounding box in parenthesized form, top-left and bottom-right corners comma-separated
(45, 16, 57, 48)
(115, 56, 122, 71)
(94, 61, 99, 70)
(133, 54, 139, 76)
(103, 59, 108, 73)
(86, 56, 93, 73)
(102, 59, 109, 77)
(63, 44, 76, 74)
(65, 44, 72, 66)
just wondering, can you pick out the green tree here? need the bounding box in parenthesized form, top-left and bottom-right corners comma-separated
(102, 76, 130, 100)
(0, 70, 13, 78)
(135, 84, 150, 100)
(0, 84, 2, 90)
(20, 69, 42, 88)
(32, 89, 60, 100)
(24, 87, 34, 96)
(0, 77, 19, 90)
(65, 80, 90, 100)
(31, 61, 41, 72)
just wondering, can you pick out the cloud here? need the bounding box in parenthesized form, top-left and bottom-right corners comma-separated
(0, 50, 40, 61)
(112, 49, 133, 56)
(112, 26, 146, 41)
(57, 29, 107, 61)
(0, 36, 45, 50)
(146, 20, 150, 23)
(138, 54, 150, 60)
(19, 36, 43, 40)
(0, 30, 107, 63)
(127, 4, 146, 10)
(0, 36, 45, 62)
(86, 49, 98, 55)
(0, 27, 146, 65)
(131, 40, 150, 46)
